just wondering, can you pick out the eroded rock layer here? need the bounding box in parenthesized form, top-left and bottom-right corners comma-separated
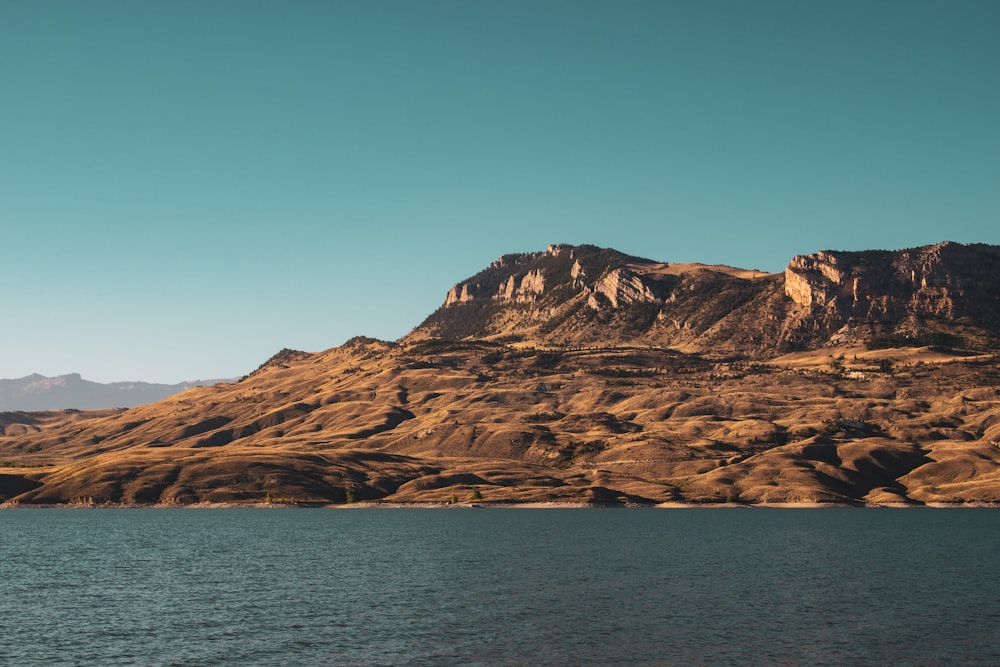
(2, 242, 999, 505)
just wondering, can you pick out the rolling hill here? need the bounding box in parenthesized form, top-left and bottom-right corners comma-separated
(2, 241, 999, 506)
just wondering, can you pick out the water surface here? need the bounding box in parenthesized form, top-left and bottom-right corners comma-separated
(1, 508, 998, 665)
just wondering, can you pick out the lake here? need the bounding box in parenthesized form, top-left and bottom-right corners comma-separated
(1, 507, 998, 666)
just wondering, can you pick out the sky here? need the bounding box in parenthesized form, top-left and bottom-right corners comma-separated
(2, 0, 998, 383)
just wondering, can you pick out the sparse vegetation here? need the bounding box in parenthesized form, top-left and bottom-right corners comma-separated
(3, 242, 1000, 506)
(243, 348, 312, 381)
(867, 332, 964, 350)
(533, 351, 563, 369)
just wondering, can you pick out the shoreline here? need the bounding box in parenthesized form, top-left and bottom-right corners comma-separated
(2, 500, 998, 509)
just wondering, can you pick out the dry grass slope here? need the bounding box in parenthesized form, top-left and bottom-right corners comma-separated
(4, 242, 999, 505)
(2, 339, 999, 505)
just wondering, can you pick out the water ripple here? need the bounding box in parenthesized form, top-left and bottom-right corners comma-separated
(1, 508, 999, 665)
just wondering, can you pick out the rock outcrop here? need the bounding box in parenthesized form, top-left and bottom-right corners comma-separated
(3, 240, 1000, 507)
(425, 241, 1000, 354)
(783, 242, 1000, 347)
(587, 267, 661, 309)
(494, 268, 545, 302)
(444, 283, 475, 306)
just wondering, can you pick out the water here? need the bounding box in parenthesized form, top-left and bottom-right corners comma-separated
(1, 508, 998, 666)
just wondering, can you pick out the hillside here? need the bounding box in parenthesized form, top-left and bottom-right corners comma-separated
(2, 242, 999, 506)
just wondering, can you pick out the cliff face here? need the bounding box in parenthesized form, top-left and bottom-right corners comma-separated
(783, 242, 1000, 348)
(418, 241, 1000, 355)
(588, 267, 661, 309)
(441, 244, 614, 303)
(411, 243, 787, 353)
(413, 243, 671, 344)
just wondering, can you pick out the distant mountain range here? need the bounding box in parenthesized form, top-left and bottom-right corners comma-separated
(2, 241, 999, 506)
(0, 373, 232, 412)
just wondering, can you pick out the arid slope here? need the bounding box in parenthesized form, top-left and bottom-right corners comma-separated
(3, 338, 999, 505)
(2, 242, 999, 505)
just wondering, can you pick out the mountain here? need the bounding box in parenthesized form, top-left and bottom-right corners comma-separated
(0, 373, 232, 412)
(411, 241, 1000, 354)
(2, 241, 999, 506)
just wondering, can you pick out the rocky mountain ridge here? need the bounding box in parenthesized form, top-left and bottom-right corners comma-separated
(1, 240, 999, 506)
(414, 241, 1000, 355)
(0, 373, 231, 412)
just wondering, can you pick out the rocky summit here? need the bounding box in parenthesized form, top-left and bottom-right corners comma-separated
(414, 241, 1000, 354)
(2, 241, 999, 506)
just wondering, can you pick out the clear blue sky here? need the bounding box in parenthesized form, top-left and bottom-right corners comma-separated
(2, 0, 998, 383)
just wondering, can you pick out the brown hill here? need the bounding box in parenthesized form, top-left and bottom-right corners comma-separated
(2, 242, 999, 506)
